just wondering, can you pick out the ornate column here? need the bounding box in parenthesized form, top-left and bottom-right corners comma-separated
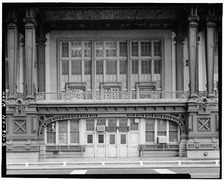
(175, 35, 185, 92)
(23, 8, 37, 100)
(7, 10, 19, 100)
(188, 7, 200, 98)
(206, 9, 216, 98)
(37, 24, 46, 93)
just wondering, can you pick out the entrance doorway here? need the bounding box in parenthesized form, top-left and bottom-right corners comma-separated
(108, 133, 117, 157)
(96, 133, 106, 157)
(119, 133, 128, 157)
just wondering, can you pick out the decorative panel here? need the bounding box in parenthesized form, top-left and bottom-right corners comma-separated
(14, 120, 26, 134)
(32, 117, 37, 133)
(197, 118, 211, 132)
(188, 115, 193, 131)
(216, 115, 219, 131)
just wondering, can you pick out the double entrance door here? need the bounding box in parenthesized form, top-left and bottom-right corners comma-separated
(86, 132, 138, 158)
(96, 132, 128, 158)
(107, 133, 128, 157)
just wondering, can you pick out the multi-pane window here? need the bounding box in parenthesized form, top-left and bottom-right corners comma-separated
(46, 122, 56, 144)
(141, 41, 151, 56)
(95, 41, 103, 57)
(85, 61, 91, 74)
(58, 121, 68, 144)
(96, 61, 103, 75)
(141, 60, 151, 74)
(60, 39, 161, 91)
(86, 120, 94, 131)
(108, 119, 117, 132)
(72, 60, 82, 75)
(131, 40, 162, 89)
(130, 119, 139, 131)
(106, 61, 117, 74)
(131, 42, 139, 57)
(120, 60, 127, 74)
(169, 121, 178, 142)
(71, 41, 82, 57)
(132, 60, 139, 74)
(119, 42, 127, 57)
(97, 119, 106, 126)
(145, 120, 155, 143)
(105, 41, 117, 57)
(83, 41, 91, 57)
(145, 120, 179, 143)
(60, 41, 92, 91)
(46, 120, 80, 145)
(62, 61, 69, 75)
(154, 60, 161, 74)
(157, 120, 167, 136)
(62, 42, 69, 57)
(154, 41, 161, 56)
(70, 120, 79, 143)
(119, 119, 128, 132)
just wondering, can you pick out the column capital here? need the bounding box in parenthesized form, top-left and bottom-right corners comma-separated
(37, 37, 47, 44)
(206, 9, 217, 23)
(188, 6, 200, 23)
(23, 17, 37, 27)
(174, 36, 185, 43)
(23, 8, 37, 27)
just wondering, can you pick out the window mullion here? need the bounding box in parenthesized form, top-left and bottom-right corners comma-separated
(152, 59, 154, 82)
(82, 60, 84, 82)
(155, 119, 157, 143)
(117, 60, 119, 82)
(138, 41, 141, 57)
(68, 120, 70, 145)
(56, 121, 58, 145)
(138, 59, 141, 81)
(103, 59, 106, 82)
(151, 41, 154, 82)
(167, 121, 169, 144)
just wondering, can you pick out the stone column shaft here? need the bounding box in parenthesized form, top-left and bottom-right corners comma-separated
(188, 11, 199, 97)
(7, 22, 19, 99)
(175, 36, 184, 91)
(24, 10, 36, 100)
(37, 37, 46, 92)
(206, 21, 216, 97)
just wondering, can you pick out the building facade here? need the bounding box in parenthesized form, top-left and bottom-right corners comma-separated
(3, 3, 221, 162)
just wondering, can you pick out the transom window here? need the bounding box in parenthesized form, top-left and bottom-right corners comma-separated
(46, 120, 79, 145)
(95, 41, 127, 58)
(145, 119, 179, 143)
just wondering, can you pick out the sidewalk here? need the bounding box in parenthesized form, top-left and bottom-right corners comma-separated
(7, 157, 220, 170)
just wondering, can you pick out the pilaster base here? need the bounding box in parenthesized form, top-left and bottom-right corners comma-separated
(187, 150, 219, 159)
